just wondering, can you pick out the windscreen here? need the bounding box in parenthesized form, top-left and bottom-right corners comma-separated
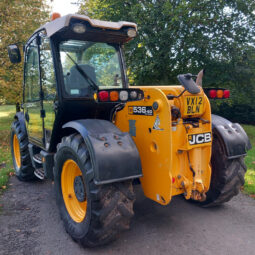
(59, 40, 123, 97)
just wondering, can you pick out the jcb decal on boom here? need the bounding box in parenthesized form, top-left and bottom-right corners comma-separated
(188, 132, 211, 145)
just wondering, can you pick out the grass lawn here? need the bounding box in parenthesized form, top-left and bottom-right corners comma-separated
(0, 105, 15, 193)
(0, 105, 254, 197)
(242, 125, 255, 196)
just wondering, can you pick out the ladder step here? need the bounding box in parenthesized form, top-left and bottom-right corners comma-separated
(34, 168, 44, 180)
(33, 154, 42, 164)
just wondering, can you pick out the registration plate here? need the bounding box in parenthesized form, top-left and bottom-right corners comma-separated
(184, 96, 203, 115)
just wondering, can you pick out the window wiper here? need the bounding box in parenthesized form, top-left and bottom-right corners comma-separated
(64, 52, 98, 90)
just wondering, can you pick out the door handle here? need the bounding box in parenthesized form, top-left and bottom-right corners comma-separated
(53, 101, 58, 111)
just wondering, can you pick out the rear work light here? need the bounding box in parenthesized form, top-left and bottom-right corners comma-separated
(204, 88, 230, 99)
(97, 89, 144, 103)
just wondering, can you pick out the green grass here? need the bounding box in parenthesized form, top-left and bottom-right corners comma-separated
(242, 125, 255, 197)
(0, 105, 15, 192)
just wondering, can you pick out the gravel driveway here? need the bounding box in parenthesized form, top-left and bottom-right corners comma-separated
(0, 177, 255, 255)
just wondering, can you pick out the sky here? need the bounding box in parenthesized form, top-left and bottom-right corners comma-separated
(48, 0, 79, 16)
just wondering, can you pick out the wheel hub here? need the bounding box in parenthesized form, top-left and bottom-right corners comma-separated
(74, 176, 86, 202)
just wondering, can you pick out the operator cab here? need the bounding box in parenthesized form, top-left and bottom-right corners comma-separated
(7, 14, 139, 150)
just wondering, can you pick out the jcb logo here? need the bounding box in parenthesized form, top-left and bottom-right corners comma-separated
(188, 132, 211, 145)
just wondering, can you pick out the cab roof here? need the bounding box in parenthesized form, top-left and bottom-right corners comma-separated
(34, 14, 137, 38)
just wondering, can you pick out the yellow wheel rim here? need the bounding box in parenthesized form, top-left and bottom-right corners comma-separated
(61, 159, 87, 223)
(13, 134, 21, 168)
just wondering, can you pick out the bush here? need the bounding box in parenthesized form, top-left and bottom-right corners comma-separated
(211, 102, 255, 125)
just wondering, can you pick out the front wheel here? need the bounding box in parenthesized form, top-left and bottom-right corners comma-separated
(54, 134, 135, 247)
(200, 134, 247, 207)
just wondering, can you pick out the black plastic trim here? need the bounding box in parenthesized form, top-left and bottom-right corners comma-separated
(212, 114, 252, 159)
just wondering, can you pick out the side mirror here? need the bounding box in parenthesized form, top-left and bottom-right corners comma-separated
(7, 44, 21, 63)
(177, 73, 201, 94)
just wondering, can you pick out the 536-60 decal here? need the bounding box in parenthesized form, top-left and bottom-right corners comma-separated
(128, 106, 153, 116)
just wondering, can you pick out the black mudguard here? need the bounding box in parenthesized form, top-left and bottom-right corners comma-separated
(63, 119, 142, 185)
(212, 114, 252, 159)
(14, 112, 27, 135)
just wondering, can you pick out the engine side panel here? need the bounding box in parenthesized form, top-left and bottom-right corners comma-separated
(115, 88, 173, 205)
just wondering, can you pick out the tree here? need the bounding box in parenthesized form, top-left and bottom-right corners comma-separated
(0, 0, 49, 104)
(78, 0, 255, 123)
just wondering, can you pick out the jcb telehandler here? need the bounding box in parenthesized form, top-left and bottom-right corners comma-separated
(8, 13, 251, 247)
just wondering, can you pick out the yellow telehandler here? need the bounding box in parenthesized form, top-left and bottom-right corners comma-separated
(7, 13, 251, 247)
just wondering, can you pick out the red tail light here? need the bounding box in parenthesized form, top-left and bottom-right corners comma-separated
(223, 90, 230, 98)
(98, 91, 109, 101)
(97, 89, 144, 102)
(205, 88, 230, 99)
(209, 90, 217, 98)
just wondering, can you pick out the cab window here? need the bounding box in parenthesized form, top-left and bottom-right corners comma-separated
(59, 40, 123, 97)
(24, 38, 40, 102)
(40, 34, 56, 100)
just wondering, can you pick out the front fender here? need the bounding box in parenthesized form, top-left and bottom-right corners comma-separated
(212, 114, 252, 159)
(63, 119, 142, 184)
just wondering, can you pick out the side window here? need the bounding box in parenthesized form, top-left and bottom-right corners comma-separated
(40, 34, 56, 100)
(24, 38, 40, 102)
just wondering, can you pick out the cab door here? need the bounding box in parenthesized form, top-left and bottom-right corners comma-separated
(39, 33, 57, 150)
(23, 36, 44, 147)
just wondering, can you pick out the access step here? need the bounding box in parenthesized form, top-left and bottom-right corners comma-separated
(34, 168, 44, 180)
(33, 153, 42, 164)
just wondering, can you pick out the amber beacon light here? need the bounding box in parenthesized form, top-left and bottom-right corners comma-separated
(51, 12, 61, 21)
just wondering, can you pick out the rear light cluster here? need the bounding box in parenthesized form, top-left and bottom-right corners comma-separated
(204, 88, 230, 99)
(97, 89, 144, 102)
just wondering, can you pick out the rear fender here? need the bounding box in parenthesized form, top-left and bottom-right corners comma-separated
(62, 119, 142, 185)
(212, 114, 252, 159)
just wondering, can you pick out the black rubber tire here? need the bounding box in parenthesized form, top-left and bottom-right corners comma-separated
(200, 133, 247, 207)
(10, 120, 35, 181)
(54, 133, 135, 247)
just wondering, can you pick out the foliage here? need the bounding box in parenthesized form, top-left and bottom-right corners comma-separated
(78, 0, 255, 123)
(0, 105, 15, 192)
(0, 0, 50, 104)
(242, 125, 255, 197)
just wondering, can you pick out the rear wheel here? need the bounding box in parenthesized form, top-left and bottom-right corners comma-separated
(200, 134, 247, 207)
(54, 134, 135, 247)
(10, 120, 35, 181)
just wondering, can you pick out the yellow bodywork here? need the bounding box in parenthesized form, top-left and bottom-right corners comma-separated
(115, 86, 212, 205)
